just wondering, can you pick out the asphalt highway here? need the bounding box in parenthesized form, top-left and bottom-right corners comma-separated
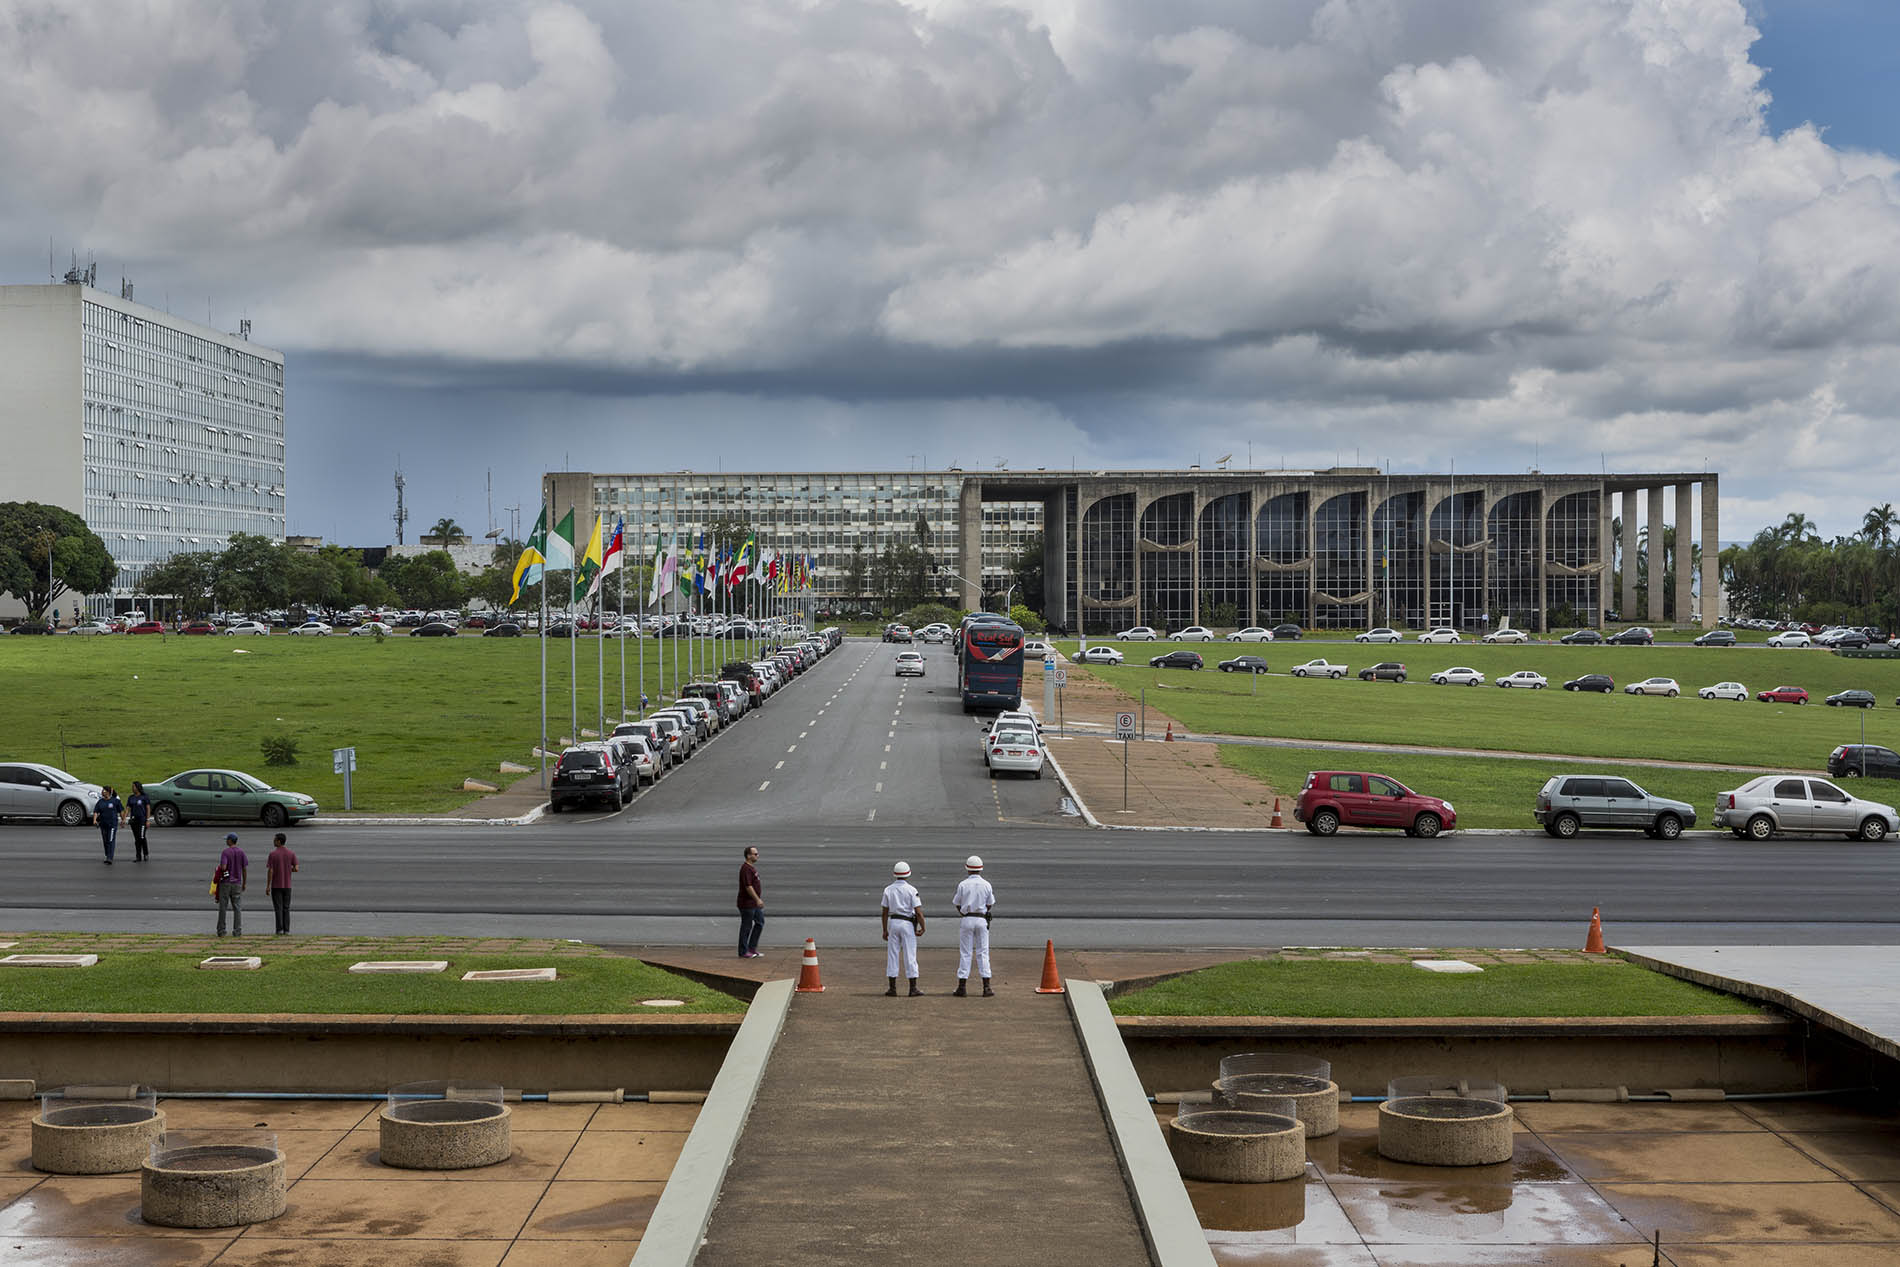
(3, 637, 1898, 947)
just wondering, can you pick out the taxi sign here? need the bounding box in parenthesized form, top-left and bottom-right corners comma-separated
(1114, 711, 1136, 738)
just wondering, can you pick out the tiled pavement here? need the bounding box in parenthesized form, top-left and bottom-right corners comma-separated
(0, 1095, 697, 1265)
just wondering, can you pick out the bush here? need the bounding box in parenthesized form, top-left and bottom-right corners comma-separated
(260, 732, 300, 766)
(899, 602, 960, 628)
(1009, 603, 1047, 634)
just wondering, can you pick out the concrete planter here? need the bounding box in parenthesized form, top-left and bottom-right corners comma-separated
(32, 1102, 165, 1174)
(141, 1142, 286, 1228)
(1214, 1073, 1339, 1138)
(1377, 1097, 1515, 1166)
(1166, 1108, 1304, 1183)
(379, 1099, 513, 1169)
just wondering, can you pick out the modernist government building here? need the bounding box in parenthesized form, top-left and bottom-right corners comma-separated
(550, 468, 1718, 634)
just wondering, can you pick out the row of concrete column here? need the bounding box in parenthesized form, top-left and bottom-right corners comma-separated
(1617, 480, 1719, 626)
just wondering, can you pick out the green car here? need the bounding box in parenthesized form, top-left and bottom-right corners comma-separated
(145, 768, 319, 829)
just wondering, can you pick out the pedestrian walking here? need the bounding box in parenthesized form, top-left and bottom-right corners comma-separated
(880, 860, 924, 997)
(952, 855, 995, 997)
(91, 785, 123, 864)
(736, 846, 765, 958)
(125, 781, 152, 862)
(266, 832, 298, 935)
(213, 832, 248, 936)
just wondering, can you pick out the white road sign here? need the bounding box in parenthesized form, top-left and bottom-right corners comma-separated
(1114, 711, 1136, 738)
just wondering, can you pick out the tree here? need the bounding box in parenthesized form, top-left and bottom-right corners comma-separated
(1778, 512, 1818, 544)
(0, 502, 118, 620)
(214, 532, 289, 614)
(427, 517, 465, 543)
(140, 551, 220, 618)
(845, 543, 869, 608)
(380, 551, 466, 609)
(1863, 504, 1897, 551)
(1010, 531, 1045, 615)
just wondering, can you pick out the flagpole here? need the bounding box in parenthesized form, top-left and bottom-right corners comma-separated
(637, 516, 646, 716)
(539, 503, 548, 791)
(618, 532, 626, 722)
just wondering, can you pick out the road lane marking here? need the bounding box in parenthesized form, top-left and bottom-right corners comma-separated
(867, 808, 876, 821)
(888, 729, 895, 738)
(875, 782, 883, 792)
(787, 745, 797, 752)
(885, 744, 891, 752)
(758, 780, 771, 792)
(800, 731, 808, 739)
(880, 761, 886, 770)
(775, 760, 784, 770)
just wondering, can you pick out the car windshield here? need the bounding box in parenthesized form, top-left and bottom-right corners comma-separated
(994, 731, 1037, 746)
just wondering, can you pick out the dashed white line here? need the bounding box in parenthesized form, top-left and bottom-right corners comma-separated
(775, 760, 784, 770)
(875, 782, 883, 793)
(800, 731, 808, 739)
(879, 761, 887, 770)
(787, 745, 797, 753)
(885, 744, 891, 752)
(888, 729, 895, 738)
(867, 808, 877, 821)
(758, 780, 771, 792)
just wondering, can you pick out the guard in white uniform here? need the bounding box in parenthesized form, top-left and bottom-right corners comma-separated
(952, 855, 995, 997)
(881, 860, 925, 997)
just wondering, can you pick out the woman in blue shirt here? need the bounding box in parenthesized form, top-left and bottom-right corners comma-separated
(126, 781, 152, 862)
(92, 785, 124, 865)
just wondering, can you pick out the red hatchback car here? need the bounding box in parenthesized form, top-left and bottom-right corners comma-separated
(126, 621, 165, 635)
(1757, 685, 1810, 704)
(1293, 770, 1458, 838)
(181, 622, 217, 635)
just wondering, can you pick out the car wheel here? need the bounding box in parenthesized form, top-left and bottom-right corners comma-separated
(988, 769, 996, 780)
(1565, 684, 1576, 691)
(1396, 674, 1406, 683)
(1656, 813, 1683, 840)
(1667, 689, 1678, 697)
(1552, 813, 1580, 840)
(1860, 817, 1890, 842)
(1413, 812, 1442, 838)
(57, 799, 88, 827)
(153, 801, 181, 828)
(1843, 768, 1861, 778)
(260, 803, 287, 828)
(1468, 679, 1478, 686)
(1311, 809, 1340, 836)
(1746, 814, 1775, 841)
(1798, 698, 1808, 704)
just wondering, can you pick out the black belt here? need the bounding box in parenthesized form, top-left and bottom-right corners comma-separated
(891, 914, 919, 925)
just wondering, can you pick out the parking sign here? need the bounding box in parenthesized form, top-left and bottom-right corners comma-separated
(1115, 711, 1136, 738)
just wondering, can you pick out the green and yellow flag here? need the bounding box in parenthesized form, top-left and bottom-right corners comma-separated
(509, 507, 549, 605)
(572, 513, 605, 603)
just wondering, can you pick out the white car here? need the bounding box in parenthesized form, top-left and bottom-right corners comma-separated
(1356, 627, 1402, 643)
(1227, 627, 1274, 642)
(894, 650, 925, 677)
(988, 710, 1042, 742)
(66, 621, 114, 636)
(1076, 645, 1124, 665)
(1431, 666, 1486, 686)
(920, 624, 952, 644)
(223, 621, 270, 636)
(1496, 670, 1548, 689)
(1417, 628, 1463, 644)
(1700, 681, 1749, 701)
(288, 621, 332, 637)
(1115, 626, 1159, 641)
(1172, 626, 1216, 642)
(985, 727, 1045, 778)
(1022, 639, 1055, 658)
(1767, 631, 1813, 648)
(1482, 628, 1529, 644)
(1625, 677, 1682, 697)
(1290, 659, 1348, 679)
(348, 621, 395, 637)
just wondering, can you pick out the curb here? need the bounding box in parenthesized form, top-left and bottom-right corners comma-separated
(630, 977, 794, 1266)
(1039, 741, 1102, 828)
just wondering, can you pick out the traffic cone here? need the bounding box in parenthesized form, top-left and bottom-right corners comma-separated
(1034, 939, 1066, 994)
(1583, 908, 1606, 954)
(795, 938, 826, 992)
(1270, 796, 1284, 829)
(1165, 722, 1174, 742)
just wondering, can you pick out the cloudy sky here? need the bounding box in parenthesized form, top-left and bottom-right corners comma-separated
(5, 0, 1898, 544)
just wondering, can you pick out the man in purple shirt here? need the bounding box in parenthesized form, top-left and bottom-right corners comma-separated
(266, 833, 299, 935)
(736, 846, 764, 958)
(215, 832, 248, 936)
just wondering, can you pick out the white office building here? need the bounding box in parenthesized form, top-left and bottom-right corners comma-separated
(0, 280, 286, 616)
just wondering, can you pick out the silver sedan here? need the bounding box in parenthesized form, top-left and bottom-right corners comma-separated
(1713, 775, 1897, 841)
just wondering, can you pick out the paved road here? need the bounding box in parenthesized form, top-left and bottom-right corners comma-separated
(4, 637, 1899, 946)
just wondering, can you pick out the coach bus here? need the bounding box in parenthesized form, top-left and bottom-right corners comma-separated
(959, 618, 1025, 713)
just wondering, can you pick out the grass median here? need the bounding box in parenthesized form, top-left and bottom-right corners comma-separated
(1109, 958, 1762, 1017)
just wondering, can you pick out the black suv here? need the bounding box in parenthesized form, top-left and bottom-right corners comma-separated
(1607, 627, 1654, 645)
(1358, 661, 1407, 682)
(1829, 744, 1900, 779)
(1149, 649, 1204, 670)
(1563, 674, 1615, 693)
(549, 744, 632, 812)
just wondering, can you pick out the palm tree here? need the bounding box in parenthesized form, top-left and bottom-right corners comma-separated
(1779, 512, 1818, 544)
(1863, 504, 1897, 551)
(428, 517, 465, 543)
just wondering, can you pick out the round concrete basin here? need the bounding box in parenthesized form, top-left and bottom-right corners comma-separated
(33, 1102, 165, 1174)
(1215, 1072, 1339, 1138)
(379, 1099, 513, 1169)
(1377, 1096, 1515, 1166)
(142, 1143, 287, 1227)
(1167, 1108, 1305, 1183)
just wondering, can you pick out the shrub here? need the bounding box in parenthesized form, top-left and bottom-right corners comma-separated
(260, 732, 300, 766)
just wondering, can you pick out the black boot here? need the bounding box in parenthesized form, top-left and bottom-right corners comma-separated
(953, 980, 967, 997)
(885, 977, 898, 997)
(982, 978, 994, 997)
(908, 979, 923, 997)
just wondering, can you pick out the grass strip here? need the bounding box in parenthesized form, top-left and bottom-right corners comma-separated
(0, 952, 740, 1015)
(1216, 744, 1765, 831)
(1109, 958, 1761, 1018)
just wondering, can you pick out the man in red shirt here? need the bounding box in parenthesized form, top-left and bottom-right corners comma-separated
(265, 833, 299, 935)
(737, 846, 764, 958)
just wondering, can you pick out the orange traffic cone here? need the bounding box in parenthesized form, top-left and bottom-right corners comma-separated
(1164, 722, 1174, 742)
(1034, 939, 1066, 994)
(1270, 796, 1284, 829)
(1583, 908, 1606, 954)
(795, 938, 826, 992)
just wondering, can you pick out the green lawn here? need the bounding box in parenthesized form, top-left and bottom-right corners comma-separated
(1217, 745, 1764, 830)
(0, 951, 740, 1015)
(0, 635, 749, 813)
(1059, 641, 1898, 769)
(1108, 958, 1762, 1017)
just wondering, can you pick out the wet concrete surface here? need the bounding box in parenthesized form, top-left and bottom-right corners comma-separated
(1160, 1096, 1900, 1264)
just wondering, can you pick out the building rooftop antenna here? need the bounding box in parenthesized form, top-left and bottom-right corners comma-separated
(393, 468, 409, 545)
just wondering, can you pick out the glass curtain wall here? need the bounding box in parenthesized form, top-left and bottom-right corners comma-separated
(1372, 491, 1425, 629)
(1080, 493, 1135, 635)
(1313, 492, 1368, 629)
(1255, 493, 1308, 626)
(1139, 492, 1195, 632)
(1546, 491, 1601, 626)
(1487, 492, 1539, 629)
(1430, 491, 1486, 628)
(1197, 493, 1251, 629)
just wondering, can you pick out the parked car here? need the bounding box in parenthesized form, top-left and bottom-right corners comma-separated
(1607, 627, 1655, 645)
(289, 621, 332, 637)
(1830, 745, 1900, 780)
(1115, 626, 1160, 641)
(1767, 630, 1813, 648)
(223, 620, 270, 636)
(1227, 627, 1274, 642)
(1219, 655, 1271, 674)
(1076, 646, 1124, 665)
(349, 621, 396, 637)
(1271, 624, 1304, 640)
(1698, 681, 1749, 701)
(413, 621, 458, 637)
(1713, 775, 1897, 841)
(1757, 685, 1810, 705)
(1430, 666, 1486, 686)
(1294, 770, 1457, 838)
(126, 621, 164, 635)
(1417, 628, 1462, 644)
(1496, 670, 1549, 689)
(66, 620, 113, 636)
(605, 733, 660, 787)
(1534, 774, 1696, 839)
(1149, 649, 1204, 670)
(6, 622, 53, 635)
(1625, 677, 1681, 697)
(1172, 626, 1215, 642)
(549, 744, 631, 812)
(616, 720, 675, 774)
(0, 762, 104, 825)
(1692, 630, 1737, 647)
(985, 726, 1045, 779)
(1563, 674, 1615, 693)
(144, 768, 319, 828)
(1482, 627, 1530, 644)
(919, 624, 953, 644)
(1022, 639, 1054, 658)
(1358, 661, 1406, 682)
(1827, 690, 1877, 708)
(1559, 629, 1604, 645)
(1356, 628, 1402, 644)
(894, 650, 926, 677)
(180, 621, 218, 636)
(1290, 659, 1347, 679)
(483, 622, 523, 637)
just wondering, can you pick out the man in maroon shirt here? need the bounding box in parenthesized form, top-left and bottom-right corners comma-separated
(266, 833, 299, 935)
(737, 846, 764, 958)
(214, 833, 248, 936)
